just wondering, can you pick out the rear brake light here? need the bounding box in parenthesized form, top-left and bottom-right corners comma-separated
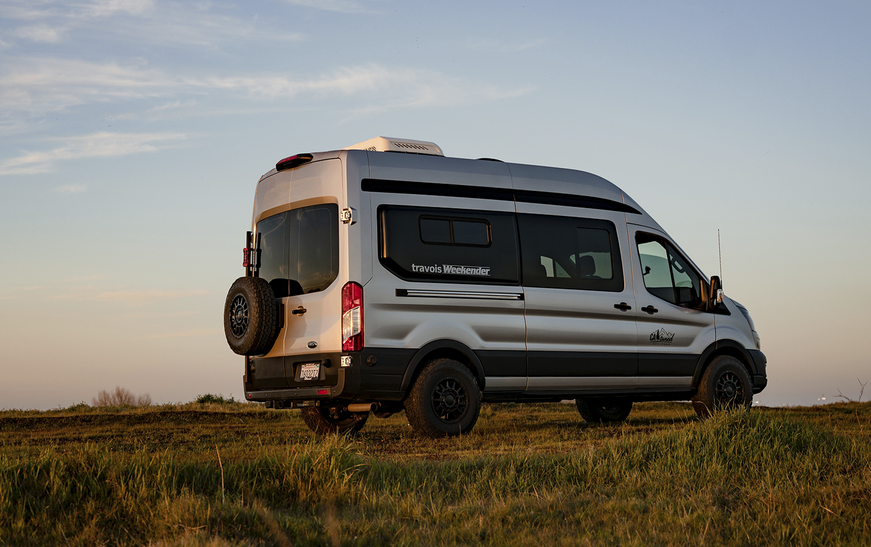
(342, 282, 363, 351)
(242, 247, 250, 267)
(276, 153, 313, 172)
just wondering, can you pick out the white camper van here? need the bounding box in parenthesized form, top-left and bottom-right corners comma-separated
(224, 137, 766, 437)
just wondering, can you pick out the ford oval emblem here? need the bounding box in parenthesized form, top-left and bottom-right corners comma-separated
(307, 341, 318, 349)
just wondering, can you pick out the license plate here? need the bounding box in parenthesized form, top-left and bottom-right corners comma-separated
(300, 363, 320, 381)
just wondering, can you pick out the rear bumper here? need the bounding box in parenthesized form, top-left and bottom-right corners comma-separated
(244, 369, 347, 402)
(244, 352, 351, 402)
(242, 350, 406, 403)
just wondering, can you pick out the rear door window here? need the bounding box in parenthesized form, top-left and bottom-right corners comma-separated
(255, 203, 339, 297)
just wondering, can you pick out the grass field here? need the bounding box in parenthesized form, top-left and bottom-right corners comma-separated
(1, 400, 870, 546)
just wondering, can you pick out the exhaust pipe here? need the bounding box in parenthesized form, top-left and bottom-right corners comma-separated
(347, 402, 378, 413)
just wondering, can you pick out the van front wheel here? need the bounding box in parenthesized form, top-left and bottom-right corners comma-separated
(576, 398, 632, 423)
(405, 359, 481, 437)
(301, 405, 368, 435)
(692, 355, 752, 419)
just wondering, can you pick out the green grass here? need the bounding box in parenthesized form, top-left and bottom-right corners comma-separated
(1, 402, 870, 546)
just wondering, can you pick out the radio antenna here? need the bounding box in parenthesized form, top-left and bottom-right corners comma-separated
(718, 229, 723, 279)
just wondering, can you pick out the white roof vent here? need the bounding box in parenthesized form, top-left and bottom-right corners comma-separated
(344, 136, 444, 156)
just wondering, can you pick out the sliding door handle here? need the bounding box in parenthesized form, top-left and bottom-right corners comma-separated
(613, 302, 632, 312)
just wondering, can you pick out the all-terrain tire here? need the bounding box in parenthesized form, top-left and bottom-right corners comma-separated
(405, 358, 481, 437)
(692, 354, 752, 419)
(301, 405, 369, 435)
(576, 398, 633, 424)
(223, 276, 279, 356)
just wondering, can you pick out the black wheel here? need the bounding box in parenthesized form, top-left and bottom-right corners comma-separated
(223, 276, 279, 356)
(405, 359, 481, 437)
(692, 355, 752, 419)
(576, 398, 632, 424)
(301, 405, 369, 435)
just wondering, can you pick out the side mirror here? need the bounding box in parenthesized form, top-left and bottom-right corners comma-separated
(709, 275, 724, 307)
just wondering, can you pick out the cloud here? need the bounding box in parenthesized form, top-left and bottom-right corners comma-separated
(278, 0, 376, 13)
(0, 0, 297, 48)
(469, 39, 546, 53)
(83, 0, 155, 18)
(0, 131, 186, 175)
(1, 58, 532, 122)
(0, 57, 173, 115)
(55, 183, 87, 194)
(11, 24, 65, 43)
(192, 64, 533, 114)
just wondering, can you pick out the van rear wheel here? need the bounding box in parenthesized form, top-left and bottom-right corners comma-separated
(576, 398, 632, 423)
(692, 355, 752, 419)
(405, 359, 481, 437)
(301, 405, 369, 435)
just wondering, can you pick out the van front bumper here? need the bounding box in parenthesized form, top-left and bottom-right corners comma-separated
(749, 349, 767, 393)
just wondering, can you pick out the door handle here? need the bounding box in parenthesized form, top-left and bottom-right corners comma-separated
(614, 302, 632, 312)
(292, 306, 307, 316)
(641, 305, 658, 315)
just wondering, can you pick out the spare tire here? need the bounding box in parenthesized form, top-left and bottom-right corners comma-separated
(224, 276, 279, 356)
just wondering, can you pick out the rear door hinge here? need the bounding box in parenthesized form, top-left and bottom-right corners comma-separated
(340, 207, 355, 225)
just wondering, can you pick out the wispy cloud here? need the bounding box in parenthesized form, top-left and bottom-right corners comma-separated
(468, 38, 546, 54)
(1, 57, 173, 115)
(1, 58, 532, 122)
(55, 183, 87, 194)
(11, 24, 66, 43)
(0, 0, 299, 47)
(83, 0, 155, 18)
(0, 131, 186, 175)
(278, 0, 379, 13)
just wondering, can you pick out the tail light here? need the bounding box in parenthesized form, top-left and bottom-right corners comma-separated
(342, 282, 363, 351)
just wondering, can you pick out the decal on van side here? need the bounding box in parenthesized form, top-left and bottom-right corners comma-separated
(411, 263, 492, 276)
(649, 328, 676, 344)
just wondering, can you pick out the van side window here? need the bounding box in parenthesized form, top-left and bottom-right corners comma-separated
(380, 206, 519, 284)
(255, 203, 339, 297)
(636, 233, 702, 308)
(518, 214, 624, 292)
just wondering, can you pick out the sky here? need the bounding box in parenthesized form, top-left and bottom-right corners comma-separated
(1, 0, 869, 410)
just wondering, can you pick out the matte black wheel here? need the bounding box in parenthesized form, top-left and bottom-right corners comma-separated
(223, 276, 279, 356)
(405, 359, 480, 437)
(576, 398, 632, 424)
(301, 405, 369, 435)
(692, 355, 752, 419)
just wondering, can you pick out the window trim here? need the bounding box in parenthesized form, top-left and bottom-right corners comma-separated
(362, 178, 641, 215)
(418, 215, 492, 247)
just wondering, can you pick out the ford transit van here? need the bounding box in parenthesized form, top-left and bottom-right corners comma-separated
(223, 137, 767, 437)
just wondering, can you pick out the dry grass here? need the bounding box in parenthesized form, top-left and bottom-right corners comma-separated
(1, 401, 870, 546)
